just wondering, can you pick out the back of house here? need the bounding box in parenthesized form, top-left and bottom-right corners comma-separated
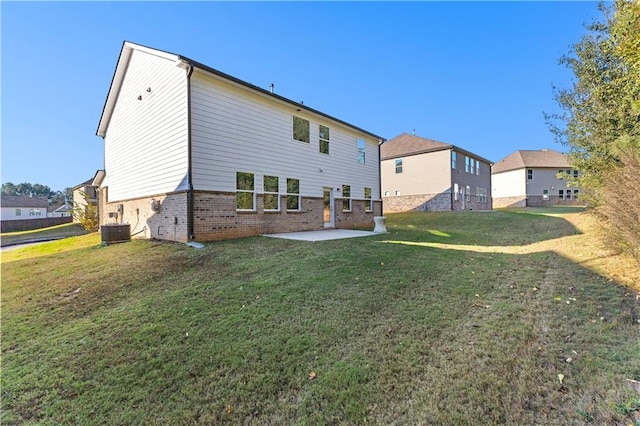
(96, 42, 384, 242)
(492, 149, 582, 208)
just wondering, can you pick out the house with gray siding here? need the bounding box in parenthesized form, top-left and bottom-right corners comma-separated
(381, 133, 492, 212)
(96, 41, 384, 242)
(492, 148, 581, 208)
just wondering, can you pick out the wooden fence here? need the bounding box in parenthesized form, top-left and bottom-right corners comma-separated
(1, 217, 73, 233)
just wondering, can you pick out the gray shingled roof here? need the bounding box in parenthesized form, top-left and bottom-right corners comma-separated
(380, 133, 493, 164)
(492, 149, 571, 174)
(1, 195, 49, 208)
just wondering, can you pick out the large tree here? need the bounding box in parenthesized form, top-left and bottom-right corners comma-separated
(547, 0, 640, 258)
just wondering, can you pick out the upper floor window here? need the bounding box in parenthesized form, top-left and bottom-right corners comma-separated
(286, 178, 300, 211)
(236, 172, 255, 211)
(469, 158, 475, 175)
(357, 139, 366, 164)
(465, 156, 470, 173)
(451, 151, 457, 169)
(573, 170, 579, 178)
(475, 160, 480, 175)
(263, 175, 279, 211)
(527, 169, 533, 180)
(293, 116, 310, 143)
(364, 187, 372, 212)
(558, 170, 565, 180)
(319, 125, 330, 154)
(342, 185, 351, 211)
(395, 159, 403, 174)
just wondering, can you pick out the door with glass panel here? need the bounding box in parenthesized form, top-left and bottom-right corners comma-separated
(323, 187, 334, 228)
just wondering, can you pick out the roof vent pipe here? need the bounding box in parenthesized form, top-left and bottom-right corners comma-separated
(270, 83, 274, 93)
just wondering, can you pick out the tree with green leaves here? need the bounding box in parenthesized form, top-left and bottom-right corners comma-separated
(547, 0, 640, 259)
(72, 191, 99, 232)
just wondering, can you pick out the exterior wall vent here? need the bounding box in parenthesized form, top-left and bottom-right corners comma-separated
(101, 224, 131, 244)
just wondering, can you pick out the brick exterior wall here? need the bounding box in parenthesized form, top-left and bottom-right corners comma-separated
(100, 188, 380, 242)
(101, 189, 189, 242)
(493, 196, 583, 208)
(525, 196, 584, 207)
(383, 193, 452, 213)
(493, 196, 527, 208)
(383, 192, 492, 213)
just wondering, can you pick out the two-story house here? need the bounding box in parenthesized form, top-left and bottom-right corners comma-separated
(96, 42, 384, 242)
(380, 133, 492, 212)
(491, 148, 581, 208)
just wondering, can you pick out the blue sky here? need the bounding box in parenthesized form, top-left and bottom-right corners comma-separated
(2, 1, 602, 192)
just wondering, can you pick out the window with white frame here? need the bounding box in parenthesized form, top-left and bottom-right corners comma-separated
(543, 189, 549, 200)
(559, 189, 564, 200)
(342, 185, 351, 211)
(286, 178, 300, 210)
(395, 190, 401, 196)
(29, 208, 42, 216)
(263, 175, 279, 211)
(475, 160, 480, 175)
(319, 125, 330, 154)
(293, 116, 310, 143)
(395, 159, 403, 174)
(357, 139, 366, 164)
(573, 189, 579, 199)
(451, 151, 457, 169)
(573, 170, 579, 178)
(384, 190, 390, 197)
(465, 156, 470, 173)
(466, 185, 471, 202)
(15, 209, 21, 216)
(453, 183, 459, 201)
(527, 169, 533, 180)
(236, 172, 255, 210)
(364, 187, 372, 212)
(470, 159, 475, 175)
(558, 169, 564, 180)
(566, 190, 572, 200)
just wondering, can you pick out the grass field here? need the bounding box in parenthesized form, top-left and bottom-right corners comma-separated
(2, 208, 639, 424)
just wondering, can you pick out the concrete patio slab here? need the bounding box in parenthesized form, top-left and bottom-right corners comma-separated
(263, 229, 377, 242)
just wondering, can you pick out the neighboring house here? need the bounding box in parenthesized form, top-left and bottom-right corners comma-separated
(380, 133, 493, 212)
(491, 148, 581, 208)
(48, 203, 73, 218)
(0, 195, 48, 220)
(72, 176, 100, 223)
(96, 41, 384, 242)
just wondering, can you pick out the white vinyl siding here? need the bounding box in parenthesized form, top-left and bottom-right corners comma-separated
(102, 49, 189, 201)
(190, 70, 380, 201)
(381, 150, 451, 196)
(491, 169, 526, 199)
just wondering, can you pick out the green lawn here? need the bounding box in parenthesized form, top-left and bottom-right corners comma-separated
(2, 209, 639, 425)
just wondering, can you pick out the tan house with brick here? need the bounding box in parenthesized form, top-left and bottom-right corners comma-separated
(492, 148, 581, 208)
(96, 42, 384, 242)
(381, 133, 492, 212)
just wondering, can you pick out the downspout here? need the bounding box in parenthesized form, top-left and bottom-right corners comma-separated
(185, 63, 195, 240)
(378, 139, 384, 216)
(451, 148, 455, 211)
